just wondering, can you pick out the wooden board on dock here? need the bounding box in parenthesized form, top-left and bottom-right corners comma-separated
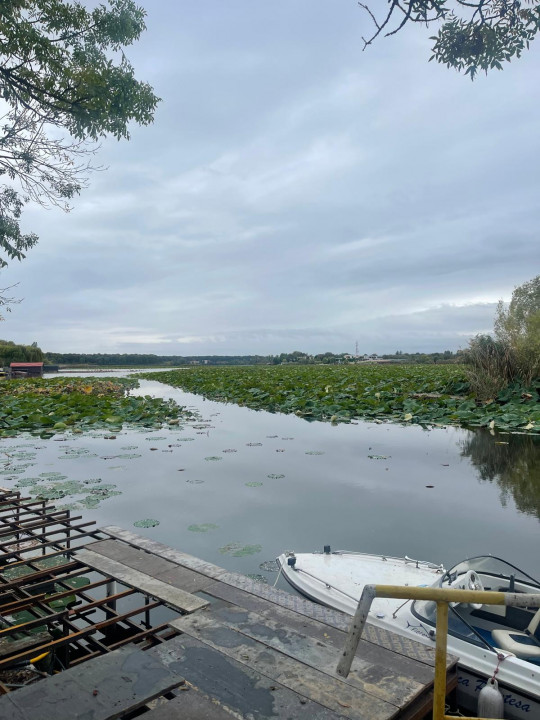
(0, 642, 186, 720)
(75, 547, 209, 614)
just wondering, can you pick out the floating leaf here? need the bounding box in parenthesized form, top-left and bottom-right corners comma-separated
(259, 559, 280, 572)
(134, 518, 160, 528)
(188, 523, 219, 532)
(245, 481, 263, 487)
(305, 451, 325, 456)
(267, 474, 285, 479)
(247, 574, 268, 584)
(219, 542, 262, 557)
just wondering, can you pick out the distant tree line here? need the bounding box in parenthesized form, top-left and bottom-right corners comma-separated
(43, 353, 271, 366)
(0, 340, 44, 365)
(1, 346, 464, 368)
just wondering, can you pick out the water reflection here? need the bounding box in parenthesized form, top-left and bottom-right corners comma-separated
(460, 430, 540, 519)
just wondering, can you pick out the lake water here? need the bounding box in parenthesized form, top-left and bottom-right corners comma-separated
(1, 372, 538, 590)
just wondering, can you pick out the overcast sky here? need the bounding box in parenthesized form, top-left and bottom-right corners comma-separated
(1, 1, 538, 356)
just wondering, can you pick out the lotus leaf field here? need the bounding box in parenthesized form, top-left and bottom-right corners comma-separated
(139, 365, 539, 434)
(0, 377, 194, 437)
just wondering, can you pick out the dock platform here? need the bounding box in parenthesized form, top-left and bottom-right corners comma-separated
(0, 497, 457, 719)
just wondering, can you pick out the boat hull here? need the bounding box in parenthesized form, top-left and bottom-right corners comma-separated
(278, 551, 540, 720)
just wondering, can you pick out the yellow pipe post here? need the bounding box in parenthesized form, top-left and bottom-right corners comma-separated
(434, 601, 449, 720)
(337, 583, 540, 720)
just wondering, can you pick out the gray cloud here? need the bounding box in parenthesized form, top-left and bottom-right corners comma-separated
(1, 1, 538, 354)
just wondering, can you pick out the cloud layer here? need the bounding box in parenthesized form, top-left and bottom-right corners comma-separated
(1, 1, 538, 355)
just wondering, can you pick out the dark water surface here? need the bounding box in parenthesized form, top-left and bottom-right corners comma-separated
(2, 373, 538, 588)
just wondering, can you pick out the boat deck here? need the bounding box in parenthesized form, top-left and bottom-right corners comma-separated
(0, 502, 458, 719)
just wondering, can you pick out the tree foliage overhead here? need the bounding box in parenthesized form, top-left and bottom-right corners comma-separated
(359, 1, 540, 77)
(0, 0, 159, 267)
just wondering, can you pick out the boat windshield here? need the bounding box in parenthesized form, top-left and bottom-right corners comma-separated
(442, 556, 540, 590)
(411, 599, 491, 647)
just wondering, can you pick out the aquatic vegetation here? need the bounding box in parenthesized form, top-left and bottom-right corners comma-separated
(219, 542, 262, 557)
(247, 574, 268, 584)
(139, 365, 540, 434)
(0, 376, 196, 437)
(188, 523, 219, 532)
(245, 481, 263, 487)
(259, 559, 280, 572)
(305, 450, 325, 455)
(134, 518, 160, 528)
(204, 456, 222, 461)
(267, 473, 285, 479)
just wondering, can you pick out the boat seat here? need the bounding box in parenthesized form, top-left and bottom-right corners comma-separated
(492, 608, 540, 659)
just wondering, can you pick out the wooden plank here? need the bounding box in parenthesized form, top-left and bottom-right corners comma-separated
(74, 548, 208, 614)
(149, 635, 348, 720)
(169, 614, 399, 719)
(86, 539, 215, 594)
(0, 642, 185, 720)
(0, 631, 52, 661)
(175, 605, 433, 707)
(202, 582, 446, 686)
(172, 604, 427, 709)
(143, 689, 247, 719)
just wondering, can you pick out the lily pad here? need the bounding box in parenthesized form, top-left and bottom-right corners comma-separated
(259, 559, 280, 572)
(247, 574, 268, 584)
(219, 542, 262, 557)
(188, 523, 219, 532)
(134, 518, 160, 528)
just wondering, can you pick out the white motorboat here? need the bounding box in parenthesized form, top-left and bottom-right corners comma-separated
(277, 550, 540, 719)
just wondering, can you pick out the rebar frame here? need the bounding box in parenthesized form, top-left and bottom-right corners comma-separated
(0, 490, 178, 692)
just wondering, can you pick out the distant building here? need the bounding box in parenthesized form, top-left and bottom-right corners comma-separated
(9, 362, 44, 377)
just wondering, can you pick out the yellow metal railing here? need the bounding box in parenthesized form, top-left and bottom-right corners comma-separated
(336, 584, 540, 720)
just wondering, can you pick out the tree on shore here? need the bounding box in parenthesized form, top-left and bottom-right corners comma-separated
(466, 275, 540, 396)
(358, 1, 540, 78)
(0, 0, 159, 268)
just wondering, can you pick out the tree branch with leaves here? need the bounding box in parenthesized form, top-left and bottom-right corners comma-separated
(358, 1, 540, 77)
(0, 0, 159, 267)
